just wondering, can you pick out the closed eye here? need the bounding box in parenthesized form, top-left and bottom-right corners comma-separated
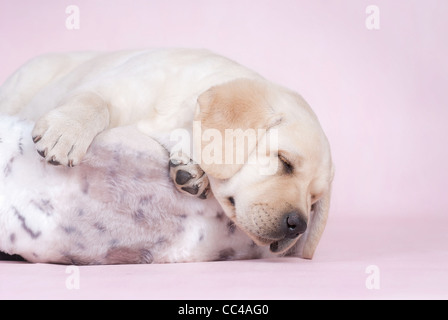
(278, 154, 294, 174)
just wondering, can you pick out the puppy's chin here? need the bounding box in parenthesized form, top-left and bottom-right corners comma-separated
(247, 233, 299, 254)
(250, 235, 273, 247)
(269, 237, 298, 254)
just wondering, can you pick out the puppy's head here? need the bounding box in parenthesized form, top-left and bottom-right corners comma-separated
(194, 78, 334, 259)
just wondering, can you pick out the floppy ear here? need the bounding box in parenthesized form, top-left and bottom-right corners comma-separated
(194, 78, 282, 180)
(295, 186, 332, 259)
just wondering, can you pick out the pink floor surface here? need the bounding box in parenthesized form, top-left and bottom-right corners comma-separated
(1, 0, 447, 301)
(1, 214, 447, 300)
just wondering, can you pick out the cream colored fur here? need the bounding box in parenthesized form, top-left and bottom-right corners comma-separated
(0, 48, 333, 261)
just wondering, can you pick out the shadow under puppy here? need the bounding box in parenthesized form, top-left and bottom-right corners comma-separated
(0, 115, 276, 264)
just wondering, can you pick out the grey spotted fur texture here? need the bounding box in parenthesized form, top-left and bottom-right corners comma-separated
(0, 115, 276, 264)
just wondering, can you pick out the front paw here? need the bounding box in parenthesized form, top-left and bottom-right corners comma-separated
(169, 155, 211, 199)
(32, 110, 97, 167)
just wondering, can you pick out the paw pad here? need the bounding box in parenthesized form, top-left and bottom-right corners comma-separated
(169, 158, 211, 199)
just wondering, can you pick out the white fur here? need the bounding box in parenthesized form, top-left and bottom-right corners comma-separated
(0, 115, 276, 264)
(0, 48, 333, 261)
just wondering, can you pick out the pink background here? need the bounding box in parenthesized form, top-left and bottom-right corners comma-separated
(1, 0, 447, 299)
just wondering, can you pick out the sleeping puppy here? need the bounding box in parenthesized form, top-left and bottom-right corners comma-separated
(0, 115, 275, 264)
(0, 48, 334, 260)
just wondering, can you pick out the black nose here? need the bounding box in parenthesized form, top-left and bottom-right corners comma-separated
(283, 212, 307, 239)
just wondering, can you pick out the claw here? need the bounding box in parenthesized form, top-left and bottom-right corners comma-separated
(199, 188, 210, 199)
(37, 149, 47, 158)
(169, 159, 181, 167)
(48, 156, 61, 166)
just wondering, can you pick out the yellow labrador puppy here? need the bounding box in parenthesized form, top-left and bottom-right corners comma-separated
(0, 48, 334, 259)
